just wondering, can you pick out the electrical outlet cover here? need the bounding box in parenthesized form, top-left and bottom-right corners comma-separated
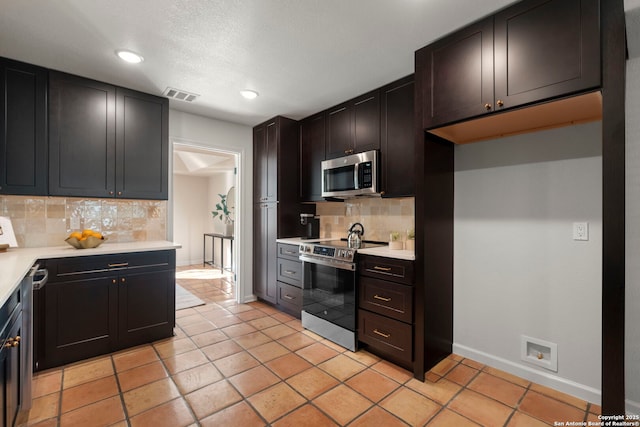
(573, 222, 589, 241)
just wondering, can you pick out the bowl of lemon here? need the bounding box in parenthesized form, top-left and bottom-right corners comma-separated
(65, 229, 106, 249)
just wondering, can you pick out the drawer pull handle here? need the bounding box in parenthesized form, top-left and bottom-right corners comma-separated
(373, 329, 391, 339)
(284, 270, 296, 275)
(373, 266, 392, 272)
(284, 250, 297, 255)
(108, 263, 129, 268)
(373, 295, 391, 302)
(283, 294, 295, 300)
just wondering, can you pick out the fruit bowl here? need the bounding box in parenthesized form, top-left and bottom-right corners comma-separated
(65, 235, 106, 249)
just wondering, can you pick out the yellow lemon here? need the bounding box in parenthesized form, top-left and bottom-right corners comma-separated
(69, 231, 82, 240)
(82, 229, 94, 238)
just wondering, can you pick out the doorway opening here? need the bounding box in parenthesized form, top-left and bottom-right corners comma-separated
(171, 142, 239, 305)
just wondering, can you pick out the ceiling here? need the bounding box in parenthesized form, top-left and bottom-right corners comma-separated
(0, 0, 520, 126)
(173, 144, 236, 176)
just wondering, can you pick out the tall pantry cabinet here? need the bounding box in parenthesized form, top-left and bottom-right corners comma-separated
(253, 116, 311, 304)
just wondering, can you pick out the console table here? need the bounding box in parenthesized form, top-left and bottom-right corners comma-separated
(203, 233, 234, 272)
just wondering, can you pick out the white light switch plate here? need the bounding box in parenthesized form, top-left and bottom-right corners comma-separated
(573, 222, 589, 241)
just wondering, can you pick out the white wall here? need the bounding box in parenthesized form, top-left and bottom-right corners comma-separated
(626, 56, 640, 415)
(453, 121, 603, 403)
(168, 110, 254, 303)
(208, 172, 236, 268)
(173, 174, 210, 266)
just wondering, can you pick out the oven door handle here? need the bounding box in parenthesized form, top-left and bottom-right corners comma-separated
(299, 255, 356, 271)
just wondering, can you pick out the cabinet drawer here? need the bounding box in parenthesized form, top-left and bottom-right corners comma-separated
(358, 310, 412, 365)
(277, 258, 302, 288)
(359, 277, 412, 323)
(359, 255, 414, 285)
(276, 281, 302, 316)
(277, 243, 300, 262)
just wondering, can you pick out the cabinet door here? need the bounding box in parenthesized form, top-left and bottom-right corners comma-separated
(253, 124, 267, 203)
(118, 269, 175, 348)
(3, 313, 22, 427)
(299, 114, 325, 202)
(43, 277, 118, 369)
(325, 102, 353, 159)
(253, 203, 277, 304)
(353, 90, 380, 154)
(494, 0, 600, 110)
(380, 76, 414, 197)
(419, 17, 494, 129)
(0, 58, 48, 196)
(115, 88, 169, 200)
(49, 71, 116, 197)
(265, 120, 279, 202)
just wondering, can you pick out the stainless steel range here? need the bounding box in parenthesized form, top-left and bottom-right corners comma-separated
(299, 239, 384, 351)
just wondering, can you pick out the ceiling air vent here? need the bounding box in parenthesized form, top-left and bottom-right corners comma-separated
(163, 87, 199, 102)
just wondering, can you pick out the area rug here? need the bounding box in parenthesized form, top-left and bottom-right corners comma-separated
(176, 284, 205, 310)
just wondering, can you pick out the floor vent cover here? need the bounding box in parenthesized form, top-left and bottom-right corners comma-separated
(163, 87, 199, 102)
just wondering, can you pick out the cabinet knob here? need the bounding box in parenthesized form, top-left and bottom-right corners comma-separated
(109, 191, 114, 196)
(344, 149, 354, 155)
(112, 279, 117, 284)
(484, 103, 492, 111)
(117, 191, 123, 196)
(496, 99, 504, 107)
(121, 278, 126, 283)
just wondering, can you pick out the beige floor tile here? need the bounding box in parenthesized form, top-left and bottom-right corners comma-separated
(185, 379, 243, 420)
(172, 362, 223, 394)
(346, 368, 401, 402)
(380, 387, 441, 426)
(287, 367, 340, 399)
(445, 363, 479, 386)
(318, 354, 366, 382)
(449, 353, 465, 362)
(236, 309, 268, 322)
(262, 324, 297, 340)
(129, 398, 195, 427)
(448, 389, 513, 427)
(26, 393, 60, 425)
(313, 384, 373, 425)
(220, 322, 257, 338)
(180, 320, 216, 336)
(349, 406, 409, 427)
(461, 358, 485, 370)
(295, 342, 339, 364)
(153, 337, 197, 360)
(427, 408, 481, 426)
(371, 360, 413, 384)
(277, 332, 317, 351)
(201, 339, 243, 361)
(343, 349, 381, 366)
(468, 372, 527, 407)
(507, 411, 550, 427)
(247, 383, 306, 423)
(271, 312, 296, 323)
(233, 331, 273, 349)
(61, 376, 119, 413)
(163, 348, 209, 375)
(213, 350, 260, 377)
(117, 360, 168, 392)
(32, 370, 62, 398)
(405, 377, 461, 406)
(176, 313, 206, 327)
(518, 391, 586, 425)
(247, 315, 281, 330)
(112, 345, 159, 372)
(190, 329, 227, 347)
(123, 377, 182, 417)
(228, 365, 281, 397)
(430, 357, 458, 376)
(59, 395, 124, 427)
(482, 366, 531, 388)
(271, 403, 338, 427)
(529, 383, 589, 410)
(265, 353, 312, 379)
(248, 341, 291, 363)
(62, 357, 114, 389)
(199, 401, 266, 427)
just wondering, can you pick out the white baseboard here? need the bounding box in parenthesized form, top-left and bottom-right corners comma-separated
(176, 259, 205, 267)
(627, 398, 640, 416)
(453, 343, 601, 405)
(242, 295, 257, 303)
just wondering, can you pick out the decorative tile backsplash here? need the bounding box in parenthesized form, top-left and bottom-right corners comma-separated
(316, 197, 415, 242)
(0, 195, 166, 248)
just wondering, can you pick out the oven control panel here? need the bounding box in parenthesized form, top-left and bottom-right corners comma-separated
(299, 244, 355, 262)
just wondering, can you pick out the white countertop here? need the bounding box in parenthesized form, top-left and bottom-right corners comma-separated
(0, 240, 181, 308)
(276, 237, 415, 261)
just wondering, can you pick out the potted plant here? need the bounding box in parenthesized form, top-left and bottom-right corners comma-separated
(389, 231, 403, 250)
(211, 193, 234, 235)
(406, 228, 415, 251)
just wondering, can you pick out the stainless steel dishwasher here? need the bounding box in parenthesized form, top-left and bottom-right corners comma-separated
(23, 264, 48, 410)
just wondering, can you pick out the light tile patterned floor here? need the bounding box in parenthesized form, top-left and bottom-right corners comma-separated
(24, 265, 601, 426)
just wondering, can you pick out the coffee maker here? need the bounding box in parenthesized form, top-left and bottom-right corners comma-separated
(300, 213, 320, 240)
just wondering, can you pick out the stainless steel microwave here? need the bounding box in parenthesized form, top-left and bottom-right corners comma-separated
(321, 150, 380, 198)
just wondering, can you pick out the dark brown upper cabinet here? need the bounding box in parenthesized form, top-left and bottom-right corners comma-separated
(253, 119, 279, 203)
(0, 58, 48, 196)
(325, 90, 380, 159)
(49, 71, 168, 200)
(299, 113, 325, 202)
(380, 75, 415, 198)
(419, 0, 600, 130)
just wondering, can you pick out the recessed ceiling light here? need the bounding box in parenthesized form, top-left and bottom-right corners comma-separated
(116, 50, 144, 64)
(240, 90, 259, 100)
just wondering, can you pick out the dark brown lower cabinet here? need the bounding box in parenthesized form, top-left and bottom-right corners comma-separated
(358, 255, 414, 370)
(275, 243, 303, 317)
(35, 250, 176, 371)
(1, 311, 22, 427)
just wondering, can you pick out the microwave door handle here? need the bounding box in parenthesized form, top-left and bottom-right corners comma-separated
(354, 162, 359, 189)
